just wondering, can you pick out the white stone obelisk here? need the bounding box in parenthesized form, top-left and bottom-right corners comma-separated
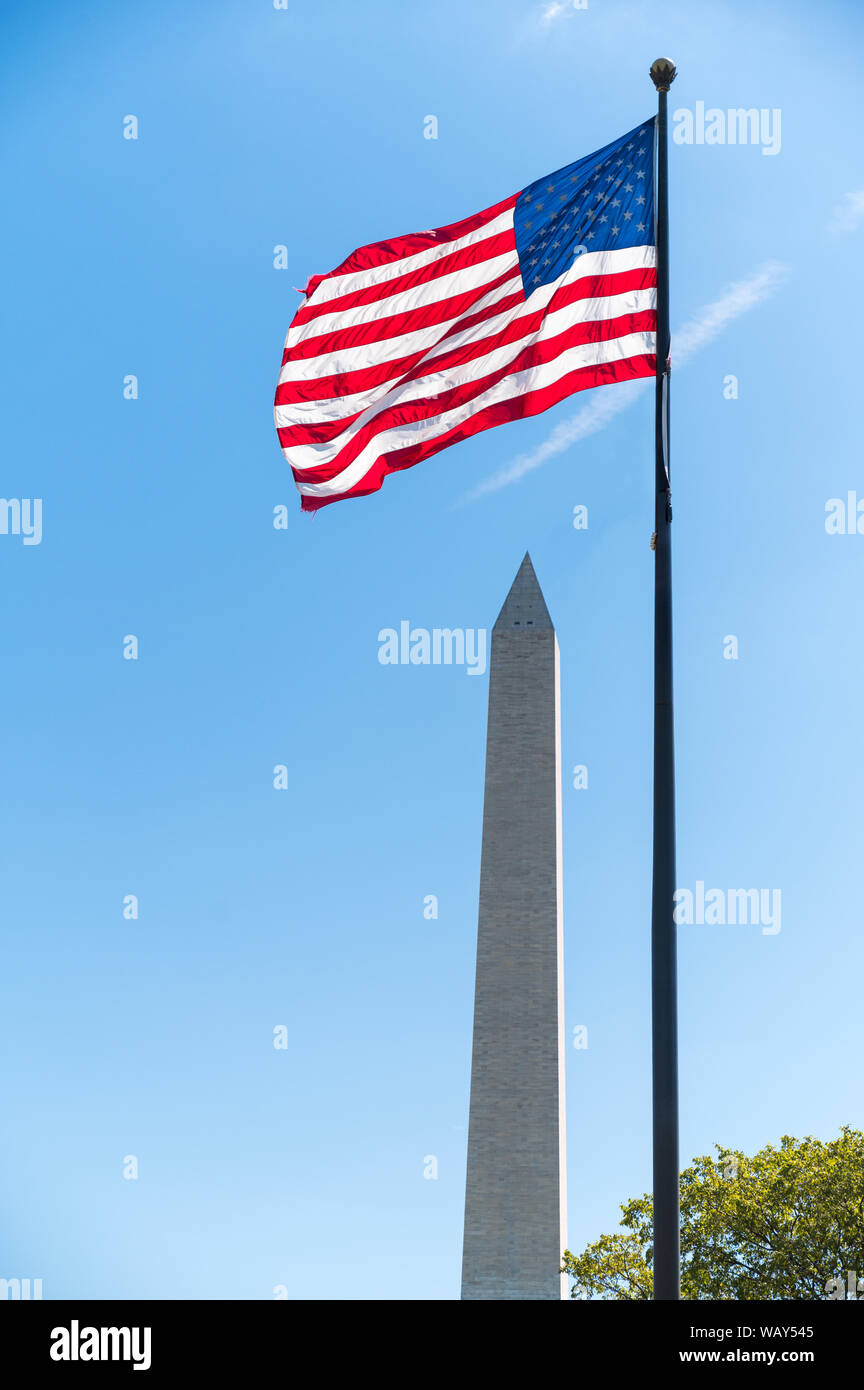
(461, 553, 567, 1301)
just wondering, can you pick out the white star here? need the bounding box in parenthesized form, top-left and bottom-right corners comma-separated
(636, 172, 646, 179)
(623, 210, 632, 220)
(636, 194, 646, 205)
(637, 221, 646, 231)
(624, 183, 634, 193)
(611, 224, 620, 235)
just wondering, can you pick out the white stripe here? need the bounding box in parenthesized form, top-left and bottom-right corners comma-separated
(304, 208, 516, 308)
(437, 244, 654, 364)
(283, 249, 520, 352)
(283, 285, 656, 472)
(278, 263, 522, 387)
(281, 242, 655, 390)
(275, 266, 526, 423)
(276, 266, 532, 426)
(277, 246, 655, 430)
(294, 329, 654, 498)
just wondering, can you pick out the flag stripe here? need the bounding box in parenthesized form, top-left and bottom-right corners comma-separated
(283, 261, 520, 363)
(275, 273, 527, 406)
(275, 262, 655, 416)
(281, 296, 656, 472)
(274, 288, 530, 423)
(278, 264, 521, 384)
(286, 312, 655, 481)
(299, 352, 655, 510)
(295, 330, 656, 499)
(290, 228, 518, 331)
(303, 199, 518, 306)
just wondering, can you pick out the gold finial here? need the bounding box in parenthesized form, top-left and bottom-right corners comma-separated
(650, 58, 677, 92)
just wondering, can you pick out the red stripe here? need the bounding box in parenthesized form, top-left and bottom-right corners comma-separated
(426, 266, 655, 374)
(277, 407, 365, 449)
(287, 309, 655, 486)
(275, 285, 528, 445)
(303, 194, 518, 301)
(275, 266, 655, 409)
(276, 346, 429, 408)
(283, 265, 519, 363)
(292, 229, 517, 327)
(274, 285, 525, 409)
(298, 353, 656, 510)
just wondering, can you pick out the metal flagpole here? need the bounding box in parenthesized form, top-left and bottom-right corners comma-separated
(649, 55, 680, 1302)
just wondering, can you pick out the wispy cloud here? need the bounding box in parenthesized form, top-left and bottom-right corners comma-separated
(672, 259, 789, 367)
(540, 0, 584, 24)
(464, 379, 648, 501)
(829, 189, 864, 236)
(461, 260, 790, 502)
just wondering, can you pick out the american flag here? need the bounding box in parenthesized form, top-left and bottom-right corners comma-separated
(275, 118, 656, 512)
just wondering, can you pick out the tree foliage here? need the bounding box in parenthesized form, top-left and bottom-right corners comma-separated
(562, 1128, 864, 1299)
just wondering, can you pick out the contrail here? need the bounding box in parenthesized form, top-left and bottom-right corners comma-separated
(461, 259, 790, 502)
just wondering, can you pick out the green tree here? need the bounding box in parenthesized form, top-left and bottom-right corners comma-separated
(562, 1128, 864, 1300)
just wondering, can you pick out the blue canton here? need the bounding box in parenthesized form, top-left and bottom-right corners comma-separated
(513, 117, 655, 296)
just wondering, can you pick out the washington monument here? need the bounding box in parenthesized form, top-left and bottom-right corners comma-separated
(461, 553, 567, 1301)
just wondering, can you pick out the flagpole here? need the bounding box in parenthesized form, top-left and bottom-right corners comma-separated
(649, 56, 679, 1302)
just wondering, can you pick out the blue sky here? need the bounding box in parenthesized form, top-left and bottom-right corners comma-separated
(1, 0, 862, 1300)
